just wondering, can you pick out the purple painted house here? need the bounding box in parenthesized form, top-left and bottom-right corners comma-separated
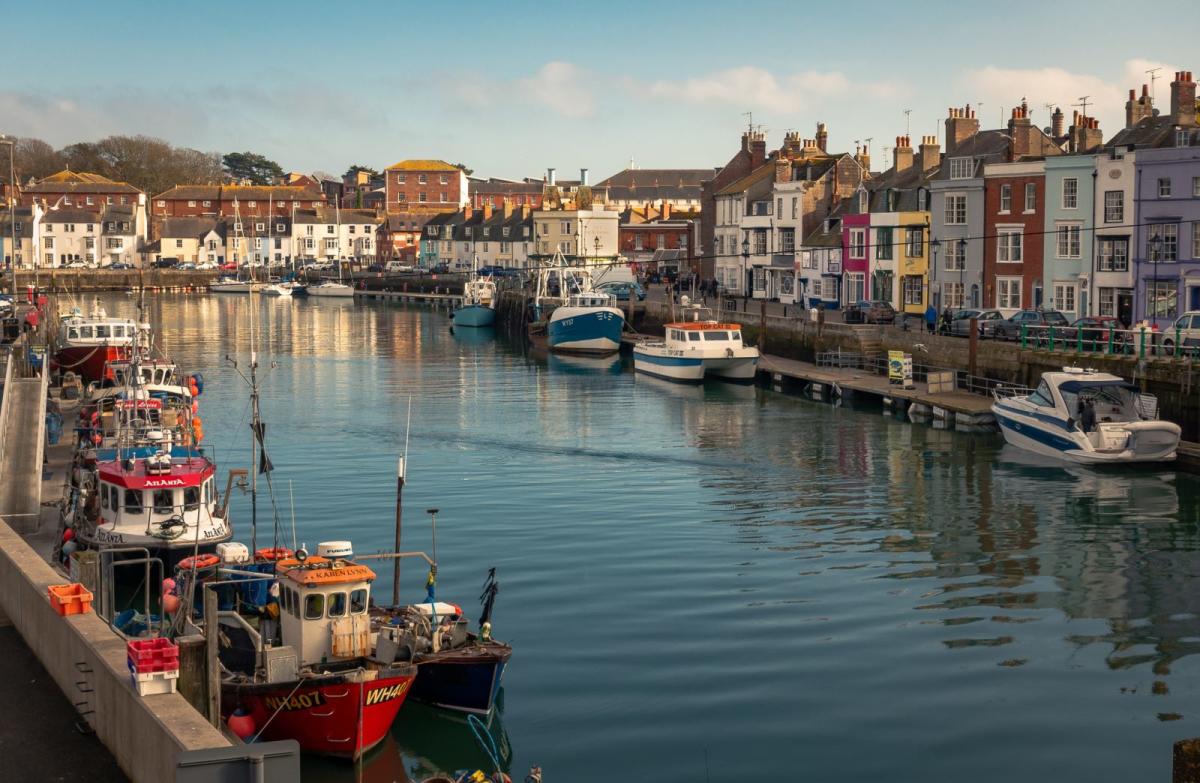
(1134, 143, 1200, 327)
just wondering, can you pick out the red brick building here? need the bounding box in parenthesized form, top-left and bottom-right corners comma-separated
(150, 185, 325, 218)
(468, 178, 544, 209)
(20, 170, 142, 214)
(983, 160, 1046, 312)
(383, 160, 467, 214)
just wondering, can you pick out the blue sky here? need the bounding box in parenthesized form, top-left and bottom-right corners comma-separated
(4, 0, 1198, 180)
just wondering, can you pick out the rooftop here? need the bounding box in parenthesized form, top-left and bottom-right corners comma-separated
(385, 159, 461, 172)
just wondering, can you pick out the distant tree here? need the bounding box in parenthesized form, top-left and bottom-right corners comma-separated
(12, 138, 63, 182)
(343, 164, 378, 179)
(453, 163, 474, 176)
(576, 186, 594, 209)
(60, 142, 109, 177)
(222, 151, 284, 185)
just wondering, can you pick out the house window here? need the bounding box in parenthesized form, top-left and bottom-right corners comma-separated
(156, 200, 165, 207)
(846, 272, 865, 303)
(86, 196, 94, 206)
(849, 228, 866, 258)
(397, 174, 406, 184)
(997, 229, 1023, 263)
(1147, 280, 1177, 319)
(396, 193, 407, 201)
(1055, 225, 1081, 258)
(175, 239, 183, 248)
(875, 227, 893, 260)
(1053, 282, 1077, 313)
(1104, 191, 1123, 223)
(1158, 178, 1172, 198)
(656, 233, 665, 250)
(276, 223, 285, 232)
(999, 184, 1011, 212)
(997, 277, 1022, 309)
(1098, 238, 1128, 271)
(440, 174, 448, 184)
(248, 201, 256, 208)
(255, 223, 265, 232)
(904, 276, 924, 306)
(780, 228, 795, 253)
(418, 174, 427, 184)
(1098, 287, 1116, 317)
(944, 194, 967, 225)
(202, 200, 211, 207)
(776, 197, 783, 217)
(1024, 183, 1036, 212)
(753, 230, 767, 255)
(905, 227, 923, 257)
(1062, 178, 1078, 209)
(1194, 176, 1200, 197)
(791, 197, 798, 219)
(188, 200, 196, 207)
(949, 157, 973, 179)
(1149, 223, 1178, 261)
(326, 225, 335, 234)
(944, 281, 964, 309)
(1178, 129, 1192, 147)
(348, 225, 355, 234)
(945, 239, 966, 271)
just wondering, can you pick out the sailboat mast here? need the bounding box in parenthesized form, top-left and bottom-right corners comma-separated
(249, 270, 259, 553)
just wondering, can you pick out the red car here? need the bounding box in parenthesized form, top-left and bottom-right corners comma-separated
(220, 262, 239, 271)
(1064, 316, 1128, 348)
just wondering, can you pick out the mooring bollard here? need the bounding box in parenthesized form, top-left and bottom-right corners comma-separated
(1174, 738, 1200, 782)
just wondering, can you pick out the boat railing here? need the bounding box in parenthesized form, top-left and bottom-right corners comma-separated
(991, 385, 1030, 401)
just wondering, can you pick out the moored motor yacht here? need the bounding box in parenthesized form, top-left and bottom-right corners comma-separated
(991, 367, 1181, 464)
(633, 305, 759, 383)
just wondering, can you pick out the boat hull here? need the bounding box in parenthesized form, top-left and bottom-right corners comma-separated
(547, 307, 624, 355)
(633, 349, 758, 383)
(306, 284, 355, 298)
(411, 645, 511, 715)
(224, 668, 416, 759)
(209, 282, 263, 294)
(452, 304, 496, 327)
(992, 403, 1180, 464)
(54, 344, 130, 383)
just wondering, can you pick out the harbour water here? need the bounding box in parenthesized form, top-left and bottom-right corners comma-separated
(107, 292, 1200, 781)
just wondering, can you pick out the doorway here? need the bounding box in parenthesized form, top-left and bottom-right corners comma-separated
(1117, 291, 1133, 327)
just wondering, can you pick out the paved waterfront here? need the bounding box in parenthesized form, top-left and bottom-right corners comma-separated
(87, 292, 1200, 782)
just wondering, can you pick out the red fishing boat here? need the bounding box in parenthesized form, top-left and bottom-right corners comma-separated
(217, 544, 417, 759)
(54, 302, 147, 383)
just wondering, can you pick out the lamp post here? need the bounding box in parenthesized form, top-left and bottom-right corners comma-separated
(1147, 233, 1163, 324)
(930, 237, 941, 310)
(0, 135, 15, 295)
(741, 236, 750, 309)
(593, 235, 600, 262)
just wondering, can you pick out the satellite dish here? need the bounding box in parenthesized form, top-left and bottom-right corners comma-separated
(1152, 108, 1161, 116)
(1043, 126, 1053, 135)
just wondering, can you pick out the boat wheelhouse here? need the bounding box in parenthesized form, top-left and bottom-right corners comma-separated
(992, 367, 1181, 464)
(633, 307, 759, 383)
(453, 276, 497, 327)
(55, 306, 148, 382)
(218, 545, 417, 759)
(72, 450, 230, 558)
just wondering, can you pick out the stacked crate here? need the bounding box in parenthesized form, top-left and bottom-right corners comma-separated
(127, 638, 180, 696)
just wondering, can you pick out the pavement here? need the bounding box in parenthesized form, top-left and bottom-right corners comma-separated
(0, 624, 127, 783)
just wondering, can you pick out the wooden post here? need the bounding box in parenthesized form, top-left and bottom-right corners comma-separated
(759, 296, 767, 351)
(176, 634, 208, 715)
(1173, 738, 1200, 782)
(968, 316, 979, 378)
(392, 457, 405, 607)
(204, 588, 221, 728)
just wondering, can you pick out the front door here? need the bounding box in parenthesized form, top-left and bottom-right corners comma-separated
(1190, 286, 1200, 312)
(1117, 291, 1134, 328)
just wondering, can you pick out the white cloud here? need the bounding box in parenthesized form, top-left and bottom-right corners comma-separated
(630, 66, 902, 113)
(517, 61, 595, 119)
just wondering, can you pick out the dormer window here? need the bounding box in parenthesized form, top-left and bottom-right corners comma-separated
(949, 157, 974, 179)
(1178, 128, 1192, 148)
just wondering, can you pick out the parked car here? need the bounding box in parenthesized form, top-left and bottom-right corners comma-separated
(843, 300, 897, 324)
(947, 308, 1004, 337)
(108, 262, 133, 270)
(1061, 316, 1128, 349)
(597, 281, 646, 301)
(64, 261, 87, 269)
(387, 263, 415, 273)
(367, 263, 386, 273)
(220, 262, 239, 271)
(177, 262, 197, 270)
(1163, 311, 1200, 353)
(992, 309, 1070, 341)
(196, 261, 218, 270)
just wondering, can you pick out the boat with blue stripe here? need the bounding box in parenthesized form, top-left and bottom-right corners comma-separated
(991, 367, 1180, 464)
(633, 305, 758, 383)
(530, 251, 626, 355)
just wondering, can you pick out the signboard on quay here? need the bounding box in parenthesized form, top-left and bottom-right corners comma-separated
(888, 351, 913, 389)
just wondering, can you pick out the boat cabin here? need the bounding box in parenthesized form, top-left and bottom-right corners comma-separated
(566, 293, 614, 308)
(1031, 369, 1155, 425)
(60, 317, 142, 347)
(465, 278, 496, 307)
(91, 454, 223, 545)
(109, 360, 179, 388)
(663, 322, 745, 348)
(276, 553, 373, 666)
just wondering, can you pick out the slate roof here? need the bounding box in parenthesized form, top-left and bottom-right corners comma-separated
(594, 168, 709, 201)
(291, 207, 382, 225)
(159, 217, 223, 239)
(801, 203, 848, 248)
(715, 161, 777, 196)
(0, 207, 34, 236)
(469, 178, 543, 195)
(41, 209, 99, 223)
(935, 131, 1012, 180)
(865, 160, 939, 212)
(1105, 115, 1198, 149)
(153, 185, 323, 201)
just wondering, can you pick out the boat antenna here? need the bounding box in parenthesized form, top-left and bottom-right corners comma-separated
(288, 479, 298, 551)
(392, 397, 412, 606)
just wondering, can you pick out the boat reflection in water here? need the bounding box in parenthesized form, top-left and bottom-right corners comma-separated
(543, 349, 622, 376)
(392, 701, 512, 781)
(450, 325, 497, 348)
(303, 733, 414, 783)
(635, 371, 757, 402)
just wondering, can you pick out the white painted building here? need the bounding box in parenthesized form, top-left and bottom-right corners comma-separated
(531, 208, 619, 264)
(291, 207, 381, 262)
(1092, 148, 1136, 324)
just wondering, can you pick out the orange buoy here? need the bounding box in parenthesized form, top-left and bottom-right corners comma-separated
(226, 708, 255, 740)
(177, 554, 219, 571)
(255, 547, 293, 562)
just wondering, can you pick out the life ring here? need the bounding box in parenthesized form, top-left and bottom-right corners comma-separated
(177, 554, 220, 571)
(255, 547, 293, 562)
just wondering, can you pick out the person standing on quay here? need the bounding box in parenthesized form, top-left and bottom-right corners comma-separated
(924, 303, 937, 333)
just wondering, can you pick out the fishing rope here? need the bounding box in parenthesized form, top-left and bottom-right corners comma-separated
(467, 714, 504, 774)
(249, 676, 307, 742)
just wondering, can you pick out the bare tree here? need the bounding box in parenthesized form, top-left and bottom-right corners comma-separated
(14, 138, 64, 182)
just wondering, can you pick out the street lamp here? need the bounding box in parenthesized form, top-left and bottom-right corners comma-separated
(593, 235, 600, 260)
(741, 236, 750, 304)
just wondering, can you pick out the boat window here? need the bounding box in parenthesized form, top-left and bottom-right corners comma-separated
(183, 486, 200, 511)
(153, 489, 174, 514)
(112, 325, 124, 338)
(67, 327, 78, 340)
(288, 588, 299, 618)
(731, 330, 742, 342)
(1029, 380, 1055, 408)
(99, 483, 110, 511)
(305, 593, 324, 620)
(350, 589, 367, 614)
(702, 331, 729, 341)
(124, 489, 144, 515)
(203, 479, 212, 505)
(95, 325, 110, 339)
(80, 326, 94, 339)
(328, 592, 347, 617)
(688, 332, 701, 341)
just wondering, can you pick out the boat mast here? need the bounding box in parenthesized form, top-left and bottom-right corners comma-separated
(249, 263, 259, 553)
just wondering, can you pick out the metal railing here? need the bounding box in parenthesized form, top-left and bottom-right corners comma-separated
(816, 349, 1031, 399)
(1018, 323, 1198, 360)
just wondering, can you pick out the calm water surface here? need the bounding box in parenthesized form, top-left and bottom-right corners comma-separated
(105, 292, 1200, 781)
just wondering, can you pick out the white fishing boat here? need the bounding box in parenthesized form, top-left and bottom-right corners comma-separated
(452, 255, 497, 327)
(991, 367, 1181, 464)
(305, 278, 355, 298)
(633, 304, 759, 383)
(529, 252, 624, 355)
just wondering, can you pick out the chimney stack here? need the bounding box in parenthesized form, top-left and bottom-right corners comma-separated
(483, 202, 493, 221)
(662, 202, 671, 220)
(893, 135, 914, 173)
(580, 168, 589, 187)
(775, 157, 792, 183)
(1170, 71, 1197, 127)
(1126, 84, 1154, 129)
(502, 198, 513, 218)
(1068, 115, 1104, 154)
(1051, 107, 1065, 138)
(547, 167, 556, 186)
(782, 131, 803, 156)
(463, 204, 474, 220)
(815, 122, 828, 153)
(1007, 101, 1035, 159)
(945, 104, 980, 154)
(919, 135, 940, 173)
(748, 131, 767, 167)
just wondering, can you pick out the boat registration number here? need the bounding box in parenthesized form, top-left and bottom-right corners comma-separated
(264, 691, 326, 712)
(365, 680, 411, 706)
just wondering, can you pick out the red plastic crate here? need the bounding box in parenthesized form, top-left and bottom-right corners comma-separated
(48, 583, 93, 616)
(126, 638, 179, 672)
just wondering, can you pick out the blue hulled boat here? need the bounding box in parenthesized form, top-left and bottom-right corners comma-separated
(452, 303, 496, 327)
(546, 294, 624, 354)
(452, 260, 498, 327)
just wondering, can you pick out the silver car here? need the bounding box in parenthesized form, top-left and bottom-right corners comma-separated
(949, 308, 1003, 338)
